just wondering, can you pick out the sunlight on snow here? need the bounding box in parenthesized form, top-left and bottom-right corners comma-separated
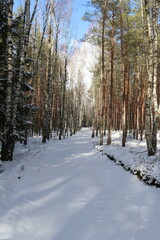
(24, 177, 66, 194)
(1, 129, 160, 240)
(68, 187, 99, 213)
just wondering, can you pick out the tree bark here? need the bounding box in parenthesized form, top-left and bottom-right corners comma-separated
(100, 7, 106, 146)
(1, 0, 15, 161)
(144, 0, 159, 155)
(107, 11, 115, 145)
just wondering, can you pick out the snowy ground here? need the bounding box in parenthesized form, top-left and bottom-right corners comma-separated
(0, 128, 160, 240)
(96, 131, 160, 186)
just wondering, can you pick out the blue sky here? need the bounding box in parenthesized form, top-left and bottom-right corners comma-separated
(71, 0, 91, 40)
(13, 0, 91, 40)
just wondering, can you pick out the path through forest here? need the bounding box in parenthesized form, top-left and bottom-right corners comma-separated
(0, 128, 160, 240)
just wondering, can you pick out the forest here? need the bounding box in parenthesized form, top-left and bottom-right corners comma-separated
(1, 1, 160, 239)
(0, 0, 160, 162)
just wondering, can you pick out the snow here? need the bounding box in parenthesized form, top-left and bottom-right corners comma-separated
(0, 128, 160, 240)
(96, 131, 160, 186)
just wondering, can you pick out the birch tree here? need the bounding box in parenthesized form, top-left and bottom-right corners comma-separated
(1, 0, 14, 161)
(42, 23, 52, 143)
(1, 0, 38, 161)
(143, 0, 159, 155)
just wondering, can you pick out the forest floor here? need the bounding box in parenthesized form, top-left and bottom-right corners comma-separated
(96, 131, 160, 187)
(0, 128, 160, 240)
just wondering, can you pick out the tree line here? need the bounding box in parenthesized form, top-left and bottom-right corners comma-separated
(0, 0, 160, 162)
(0, 0, 85, 161)
(85, 0, 160, 156)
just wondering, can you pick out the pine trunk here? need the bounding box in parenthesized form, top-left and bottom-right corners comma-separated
(100, 9, 106, 146)
(107, 12, 114, 145)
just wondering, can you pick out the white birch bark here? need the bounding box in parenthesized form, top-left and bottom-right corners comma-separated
(1, 0, 14, 161)
(1, 0, 38, 160)
(144, 0, 159, 155)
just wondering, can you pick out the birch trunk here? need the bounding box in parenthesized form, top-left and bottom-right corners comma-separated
(1, 0, 38, 160)
(42, 24, 52, 143)
(1, 0, 14, 161)
(144, 0, 159, 155)
(59, 58, 67, 140)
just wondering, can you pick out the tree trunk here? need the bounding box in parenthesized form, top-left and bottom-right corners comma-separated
(100, 8, 106, 146)
(1, 0, 38, 160)
(42, 24, 52, 143)
(59, 59, 67, 140)
(1, 0, 14, 161)
(144, 0, 159, 155)
(107, 11, 115, 145)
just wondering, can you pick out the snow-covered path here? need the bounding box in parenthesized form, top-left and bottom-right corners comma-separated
(1, 128, 160, 240)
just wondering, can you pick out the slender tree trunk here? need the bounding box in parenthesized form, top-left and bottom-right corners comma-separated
(151, 0, 159, 152)
(59, 58, 67, 140)
(140, 67, 145, 140)
(42, 24, 52, 143)
(120, 0, 125, 147)
(100, 9, 106, 146)
(1, 0, 14, 161)
(122, 61, 129, 147)
(144, 0, 159, 155)
(120, 0, 129, 147)
(107, 12, 114, 145)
